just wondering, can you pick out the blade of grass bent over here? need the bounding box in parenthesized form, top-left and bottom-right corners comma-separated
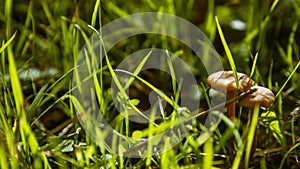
(0, 31, 16, 54)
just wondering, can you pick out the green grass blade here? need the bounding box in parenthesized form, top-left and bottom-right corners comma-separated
(0, 143, 8, 169)
(105, 1, 128, 17)
(115, 69, 179, 109)
(166, 50, 181, 104)
(160, 137, 177, 168)
(244, 104, 259, 169)
(286, 15, 299, 72)
(20, 114, 51, 168)
(41, 0, 56, 27)
(124, 50, 152, 90)
(91, 0, 101, 27)
(27, 83, 49, 119)
(244, 0, 279, 44)
(14, 0, 34, 55)
(97, 37, 153, 122)
(8, 45, 24, 116)
(215, 16, 239, 90)
(250, 52, 259, 78)
(5, 0, 13, 37)
(232, 142, 245, 169)
(203, 137, 213, 169)
(104, 54, 127, 100)
(19, 116, 37, 154)
(275, 60, 300, 99)
(268, 60, 273, 90)
(0, 31, 16, 54)
(93, 71, 105, 114)
(205, 0, 216, 41)
(211, 111, 242, 147)
(279, 141, 300, 169)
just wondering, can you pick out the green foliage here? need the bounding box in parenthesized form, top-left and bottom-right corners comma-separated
(261, 111, 285, 145)
(0, 0, 300, 168)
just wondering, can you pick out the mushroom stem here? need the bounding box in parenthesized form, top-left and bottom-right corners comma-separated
(227, 91, 236, 121)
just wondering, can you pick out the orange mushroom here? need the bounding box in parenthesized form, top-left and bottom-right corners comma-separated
(207, 71, 255, 121)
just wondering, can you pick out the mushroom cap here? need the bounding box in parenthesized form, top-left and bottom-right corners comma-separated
(207, 71, 255, 93)
(239, 86, 275, 108)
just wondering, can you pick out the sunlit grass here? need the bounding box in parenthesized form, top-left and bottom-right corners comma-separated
(0, 0, 300, 168)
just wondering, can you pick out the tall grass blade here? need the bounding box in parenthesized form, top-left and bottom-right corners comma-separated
(8, 46, 24, 116)
(275, 60, 300, 98)
(244, 104, 259, 169)
(215, 16, 239, 90)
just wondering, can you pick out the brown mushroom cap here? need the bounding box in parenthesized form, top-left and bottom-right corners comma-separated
(207, 71, 255, 93)
(239, 86, 275, 108)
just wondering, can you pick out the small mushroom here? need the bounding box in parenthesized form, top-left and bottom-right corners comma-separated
(239, 86, 275, 109)
(239, 86, 275, 166)
(207, 71, 255, 121)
